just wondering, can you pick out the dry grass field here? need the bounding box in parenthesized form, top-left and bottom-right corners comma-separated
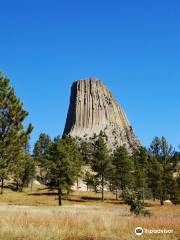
(0, 186, 179, 240)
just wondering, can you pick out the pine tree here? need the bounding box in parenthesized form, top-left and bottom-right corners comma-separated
(170, 146, 180, 204)
(172, 151, 180, 175)
(11, 150, 35, 191)
(0, 72, 33, 194)
(133, 146, 149, 201)
(148, 155, 162, 201)
(83, 172, 96, 191)
(112, 145, 133, 199)
(79, 140, 93, 165)
(149, 136, 174, 205)
(170, 176, 180, 205)
(33, 133, 52, 181)
(91, 132, 113, 201)
(46, 135, 82, 206)
(122, 188, 151, 216)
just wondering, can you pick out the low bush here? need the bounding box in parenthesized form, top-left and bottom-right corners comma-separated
(122, 188, 152, 216)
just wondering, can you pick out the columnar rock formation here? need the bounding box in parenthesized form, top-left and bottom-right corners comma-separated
(63, 78, 140, 150)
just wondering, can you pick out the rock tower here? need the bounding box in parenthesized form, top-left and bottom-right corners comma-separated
(63, 78, 140, 150)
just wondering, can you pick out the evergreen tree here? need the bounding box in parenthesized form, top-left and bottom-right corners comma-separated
(11, 150, 35, 191)
(148, 155, 162, 200)
(0, 72, 33, 194)
(170, 147, 180, 205)
(122, 188, 151, 216)
(112, 145, 133, 199)
(33, 133, 52, 184)
(170, 176, 180, 205)
(172, 151, 180, 175)
(46, 135, 82, 206)
(79, 140, 93, 165)
(33, 133, 52, 168)
(133, 147, 149, 201)
(83, 172, 97, 191)
(149, 136, 174, 205)
(91, 132, 113, 201)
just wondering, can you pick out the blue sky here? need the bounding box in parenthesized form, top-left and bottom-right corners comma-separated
(0, 0, 180, 150)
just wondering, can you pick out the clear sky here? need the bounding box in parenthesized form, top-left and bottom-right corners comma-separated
(0, 0, 179, 150)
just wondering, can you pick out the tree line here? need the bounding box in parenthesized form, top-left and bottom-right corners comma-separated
(33, 132, 180, 206)
(0, 72, 179, 207)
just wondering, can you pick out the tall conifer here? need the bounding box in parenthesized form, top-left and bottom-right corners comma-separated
(0, 72, 33, 193)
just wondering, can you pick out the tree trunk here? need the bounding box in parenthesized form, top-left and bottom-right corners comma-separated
(160, 188, 165, 206)
(153, 192, 156, 201)
(142, 188, 145, 203)
(102, 175, 104, 201)
(1, 178, 4, 194)
(116, 189, 118, 200)
(77, 177, 79, 190)
(58, 188, 62, 206)
(16, 181, 19, 191)
(30, 180, 33, 192)
(19, 184, 23, 192)
(160, 196, 164, 205)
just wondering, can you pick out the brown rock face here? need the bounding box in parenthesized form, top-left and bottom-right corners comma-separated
(63, 78, 140, 150)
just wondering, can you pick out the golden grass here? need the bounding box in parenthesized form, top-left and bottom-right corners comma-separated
(0, 188, 179, 240)
(0, 204, 179, 240)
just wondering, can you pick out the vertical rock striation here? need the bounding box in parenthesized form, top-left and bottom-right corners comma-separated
(63, 78, 140, 150)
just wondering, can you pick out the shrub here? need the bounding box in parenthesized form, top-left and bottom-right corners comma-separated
(122, 188, 152, 216)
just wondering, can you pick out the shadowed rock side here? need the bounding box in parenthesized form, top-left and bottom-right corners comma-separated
(63, 78, 140, 150)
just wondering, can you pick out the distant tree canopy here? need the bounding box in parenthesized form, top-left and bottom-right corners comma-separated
(148, 136, 177, 205)
(88, 134, 179, 206)
(33, 133, 52, 162)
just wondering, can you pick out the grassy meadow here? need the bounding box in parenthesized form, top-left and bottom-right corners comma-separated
(0, 185, 179, 240)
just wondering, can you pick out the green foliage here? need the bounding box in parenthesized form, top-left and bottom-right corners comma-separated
(83, 172, 97, 191)
(122, 188, 151, 216)
(172, 152, 180, 175)
(91, 131, 113, 200)
(33, 133, 52, 182)
(33, 133, 52, 167)
(0, 72, 33, 193)
(112, 145, 133, 191)
(10, 150, 36, 191)
(148, 156, 162, 200)
(149, 136, 175, 205)
(79, 140, 93, 165)
(133, 146, 149, 200)
(170, 177, 180, 205)
(46, 135, 82, 205)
